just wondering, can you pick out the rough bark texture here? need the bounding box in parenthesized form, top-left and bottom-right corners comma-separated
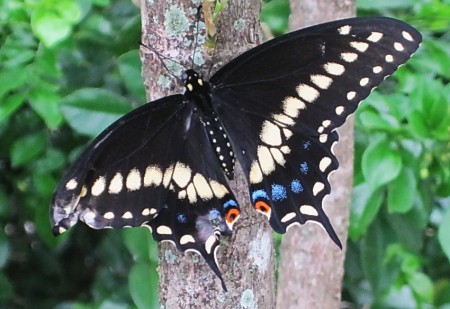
(140, 1, 276, 307)
(276, 1, 356, 308)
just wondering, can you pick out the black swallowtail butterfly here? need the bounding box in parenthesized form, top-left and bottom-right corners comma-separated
(51, 17, 421, 289)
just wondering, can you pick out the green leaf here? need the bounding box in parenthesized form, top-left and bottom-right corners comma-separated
(129, 263, 159, 309)
(123, 228, 152, 263)
(358, 110, 400, 132)
(61, 88, 132, 136)
(0, 92, 27, 123)
(349, 183, 383, 240)
(117, 50, 146, 102)
(31, 10, 72, 48)
(30, 0, 82, 47)
(408, 272, 434, 303)
(0, 241, 9, 269)
(33, 172, 57, 196)
(0, 273, 13, 300)
(261, 0, 290, 35)
(409, 110, 429, 138)
(362, 139, 402, 190)
(438, 206, 450, 263)
(358, 0, 412, 10)
(387, 167, 417, 213)
(360, 219, 399, 297)
(29, 88, 63, 129)
(0, 66, 28, 99)
(10, 131, 47, 167)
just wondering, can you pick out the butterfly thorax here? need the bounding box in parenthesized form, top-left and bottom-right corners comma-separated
(183, 69, 235, 179)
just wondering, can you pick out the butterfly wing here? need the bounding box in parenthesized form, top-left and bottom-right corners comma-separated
(209, 17, 422, 246)
(51, 95, 240, 287)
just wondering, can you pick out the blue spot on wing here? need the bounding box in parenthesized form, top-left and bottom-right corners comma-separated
(177, 213, 187, 223)
(303, 140, 311, 150)
(271, 184, 287, 201)
(291, 179, 303, 193)
(299, 162, 309, 175)
(224, 199, 238, 208)
(251, 189, 269, 202)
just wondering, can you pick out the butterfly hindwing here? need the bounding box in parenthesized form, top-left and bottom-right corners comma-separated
(210, 17, 421, 244)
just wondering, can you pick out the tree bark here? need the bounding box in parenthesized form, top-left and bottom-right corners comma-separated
(140, 1, 276, 307)
(276, 1, 355, 308)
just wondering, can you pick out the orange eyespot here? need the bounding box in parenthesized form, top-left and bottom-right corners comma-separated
(225, 208, 240, 223)
(255, 201, 271, 214)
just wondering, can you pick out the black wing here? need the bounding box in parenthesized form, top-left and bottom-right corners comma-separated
(209, 17, 422, 246)
(51, 95, 240, 288)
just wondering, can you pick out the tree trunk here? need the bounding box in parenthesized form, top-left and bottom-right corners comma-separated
(276, 1, 355, 308)
(140, 1, 276, 307)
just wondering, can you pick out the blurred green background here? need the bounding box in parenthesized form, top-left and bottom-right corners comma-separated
(0, 0, 449, 308)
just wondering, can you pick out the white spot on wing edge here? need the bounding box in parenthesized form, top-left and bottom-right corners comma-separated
(324, 62, 345, 76)
(385, 54, 394, 63)
(394, 42, 404, 51)
(310, 74, 332, 90)
(319, 157, 332, 172)
(373, 66, 383, 74)
(347, 91, 356, 101)
(180, 234, 195, 245)
(104, 212, 115, 219)
(270, 148, 286, 166)
(249, 160, 263, 184)
(122, 211, 133, 219)
(340, 52, 358, 63)
(193, 173, 213, 200)
(260, 121, 283, 146)
(283, 96, 306, 118)
(281, 212, 296, 223)
(172, 162, 192, 188)
(367, 32, 383, 42)
(297, 84, 319, 103)
(402, 30, 414, 41)
(338, 25, 351, 35)
(350, 41, 369, 52)
(204, 235, 217, 254)
(144, 165, 163, 187)
(65, 178, 78, 190)
(360, 77, 370, 87)
(157, 225, 172, 235)
(312, 182, 325, 196)
(257, 145, 276, 175)
(300, 205, 319, 216)
(126, 168, 142, 191)
(335, 106, 345, 115)
(163, 165, 174, 188)
(91, 176, 106, 196)
(210, 180, 228, 198)
(109, 172, 123, 194)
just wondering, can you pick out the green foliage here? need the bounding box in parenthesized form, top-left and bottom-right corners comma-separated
(0, 0, 154, 308)
(0, 0, 448, 308)
(344, 1, 450, 308)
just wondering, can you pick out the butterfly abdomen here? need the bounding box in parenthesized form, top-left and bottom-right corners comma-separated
(183, 70, 236, 179)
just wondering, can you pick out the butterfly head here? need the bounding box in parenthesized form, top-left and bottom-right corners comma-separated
(182, 69, 206, 94)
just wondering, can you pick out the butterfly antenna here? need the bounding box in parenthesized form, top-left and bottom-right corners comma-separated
(139, 41, 188, 83)
(191, 5, 203, 71)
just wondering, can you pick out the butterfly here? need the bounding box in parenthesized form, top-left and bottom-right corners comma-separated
(51, 17, 421, 289)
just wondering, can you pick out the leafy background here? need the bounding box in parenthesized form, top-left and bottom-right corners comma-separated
(0, 0, 449, 308)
